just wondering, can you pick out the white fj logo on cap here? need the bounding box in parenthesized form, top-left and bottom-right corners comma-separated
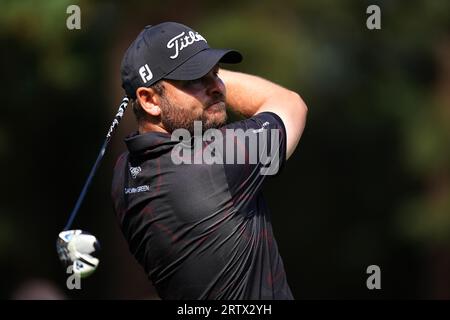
(139, 64, 153, 83)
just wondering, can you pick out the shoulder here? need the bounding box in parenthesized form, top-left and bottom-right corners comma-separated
(222, 112, 286, 132)
(113, 152, 129, 170)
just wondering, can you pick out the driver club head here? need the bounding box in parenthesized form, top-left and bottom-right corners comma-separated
(56, 230, 100, 278)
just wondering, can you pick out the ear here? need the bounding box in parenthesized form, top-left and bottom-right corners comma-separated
(136, 87, 162, 117)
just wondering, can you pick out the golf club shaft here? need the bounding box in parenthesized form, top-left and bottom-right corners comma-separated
(64, 96, 129, 231)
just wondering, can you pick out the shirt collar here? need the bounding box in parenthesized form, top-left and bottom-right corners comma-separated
(125, 131, 178, 155)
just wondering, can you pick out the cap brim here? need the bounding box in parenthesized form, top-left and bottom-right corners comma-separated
(163, 48, 242, 81)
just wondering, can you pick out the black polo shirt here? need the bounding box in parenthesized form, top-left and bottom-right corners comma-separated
(111, 112, 293, 299)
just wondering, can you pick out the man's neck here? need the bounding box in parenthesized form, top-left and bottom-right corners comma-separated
(139, 122, 169, 135)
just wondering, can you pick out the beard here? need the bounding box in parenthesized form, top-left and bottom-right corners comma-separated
(159, 95, 227, 134)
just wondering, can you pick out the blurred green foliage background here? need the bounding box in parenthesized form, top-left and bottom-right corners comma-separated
(1, 0, 449, 299)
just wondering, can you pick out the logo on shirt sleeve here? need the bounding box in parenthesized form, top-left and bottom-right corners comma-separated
(129, 165, 142, 179)
(124, 185, 150, 194)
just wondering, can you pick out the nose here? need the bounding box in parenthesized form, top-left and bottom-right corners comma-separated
(204, 73, 225, 97)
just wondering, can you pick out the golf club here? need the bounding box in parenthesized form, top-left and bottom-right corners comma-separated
(56, 96, 129, 277)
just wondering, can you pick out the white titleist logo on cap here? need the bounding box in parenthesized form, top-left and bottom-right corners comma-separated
(167, 31, 207, 59)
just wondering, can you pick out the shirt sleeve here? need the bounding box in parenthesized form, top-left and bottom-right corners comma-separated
(219, 112, 287, 206)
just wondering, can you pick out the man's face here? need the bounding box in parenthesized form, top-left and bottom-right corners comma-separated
(158, 65, 227, 134)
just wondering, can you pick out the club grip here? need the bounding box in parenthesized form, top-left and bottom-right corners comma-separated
(106, 96, 129, 139)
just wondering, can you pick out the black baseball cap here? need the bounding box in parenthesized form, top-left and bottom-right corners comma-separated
(121, 22, 243, 99)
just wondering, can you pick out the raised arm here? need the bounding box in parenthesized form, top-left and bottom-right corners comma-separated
(218, 69, 308, 159)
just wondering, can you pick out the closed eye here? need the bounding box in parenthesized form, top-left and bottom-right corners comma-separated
(183, 78, 202, 87)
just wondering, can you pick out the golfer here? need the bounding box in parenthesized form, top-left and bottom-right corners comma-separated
(111, 21, 307, 299)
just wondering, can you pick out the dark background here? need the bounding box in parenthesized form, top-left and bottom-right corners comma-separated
(1, 0, 449, 299)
